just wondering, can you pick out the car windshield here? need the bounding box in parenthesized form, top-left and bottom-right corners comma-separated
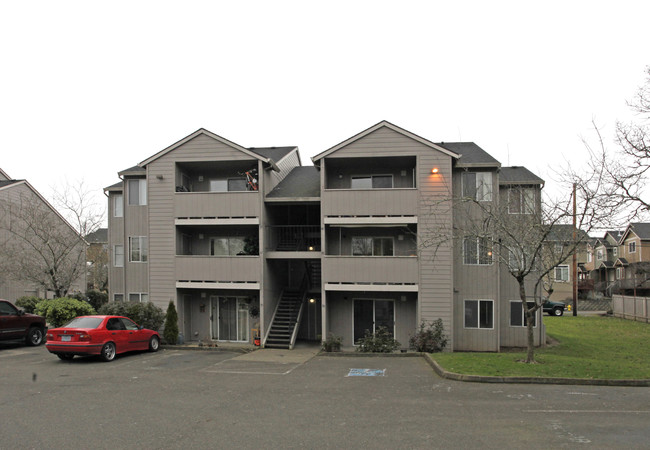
(62, 317, 103, 329)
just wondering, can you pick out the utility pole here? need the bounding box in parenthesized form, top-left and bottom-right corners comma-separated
(572, 183, 578, 316)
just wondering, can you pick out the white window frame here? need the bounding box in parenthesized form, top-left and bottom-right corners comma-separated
(555, 265, 569, 282)
(113, 194, 123, 217)
(596, 248, 604, 260)
(127, 179, 147, 206)
(508, 188, 535, 214)
(462, 172, 493, 202)
(352, 298, 396, 344)
(616, 267, 623, 280)
(114, 245, 124, 267)
(613, 247, 618, 257)
(464, 299, 494, 329)
(128, 293, 149, 303)
(128, 236, 148, 263)
(509, 301, 537, 328)
(350, 174, 394, 189)
(587, 251, 592, 263)
(113, 293, 124, 302)
(463, 236, 493, 265)
(629, 241, 637, 253)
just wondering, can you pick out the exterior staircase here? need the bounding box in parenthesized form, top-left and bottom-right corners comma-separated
(265, 288, 304, 349)
(306, 260, 321, 290)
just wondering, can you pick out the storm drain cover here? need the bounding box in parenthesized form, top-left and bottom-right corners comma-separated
(347, 368, 385, 377)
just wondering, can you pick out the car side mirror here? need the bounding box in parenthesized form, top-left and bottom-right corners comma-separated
(17, 309, 25, 316)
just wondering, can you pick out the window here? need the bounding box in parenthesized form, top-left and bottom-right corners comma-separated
(128, 179, 147, 205)
(113, 194, 123, 217)
(596, 248, 604, 260)
(114, 245, 124, 267)
(209, 178, 247, 192)
(508, 188, 535, 214)
(510, 301, 537, 327)
(613, 247, 618, 257)
(587, 251, 592, 263)
(554, 265, 569, 282)
(210, 237, 247, 256)
(113, 293, 124, 302)
(129, 237, 148, 262)
(464, 300, 493, 329)
(463, 237, 492, 265)
(462, 172, 492, 201)
(616, 267, 623, 280)
(351, 237, 394, 256)
(629, 241, 636, 253)
(351, 175, 393, 189)
(129, 293, 149, 303)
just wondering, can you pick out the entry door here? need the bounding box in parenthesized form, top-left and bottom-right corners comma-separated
(353, 299, 394, 344)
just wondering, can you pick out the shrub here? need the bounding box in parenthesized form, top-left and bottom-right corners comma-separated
(163, 300, 179, 345)
(356, 326, 401, 353)
(86, 290, 108, 311)
(409, 319, 448, 353)
(322, 333, 342, 352)
(35, 298, 96, 328)
(98, 301, 164, 331)
(15, 296, 45, 314)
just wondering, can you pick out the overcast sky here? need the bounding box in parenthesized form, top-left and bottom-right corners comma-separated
(1, 1, 648, 225)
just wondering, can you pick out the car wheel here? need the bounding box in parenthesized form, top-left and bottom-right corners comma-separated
(57, 353, 74, 361)
(149, 335, 160, 352)
(553, 307, 564, 316)
(26, 326, 44, 346)
(101, 342, 116, 362)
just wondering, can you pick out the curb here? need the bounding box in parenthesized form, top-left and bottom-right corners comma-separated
(422, 353, 650, 387)
(160, 345, 255, 354)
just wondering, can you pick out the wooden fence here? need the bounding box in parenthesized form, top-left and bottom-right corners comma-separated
(612, 295, 650, 323)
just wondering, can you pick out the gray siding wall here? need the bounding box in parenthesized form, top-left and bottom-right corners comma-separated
(147, 134, 265, 312)
(123, 177, 149, 298)
(107, 191, 125, 301)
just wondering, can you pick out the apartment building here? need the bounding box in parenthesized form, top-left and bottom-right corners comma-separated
(106, 121, 545, 351)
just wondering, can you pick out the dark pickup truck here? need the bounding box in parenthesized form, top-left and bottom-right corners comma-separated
(0, 299, 46, 346)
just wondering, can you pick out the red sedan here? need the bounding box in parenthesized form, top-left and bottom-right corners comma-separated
(46, 315, 160, 362)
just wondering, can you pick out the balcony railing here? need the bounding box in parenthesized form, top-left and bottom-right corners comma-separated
(175, 255, 260, 282)
(174, 191, 260, 218)
(323, 256, 418, 285)
(322, 188, 418, 217)
(266, 225, 321, 251)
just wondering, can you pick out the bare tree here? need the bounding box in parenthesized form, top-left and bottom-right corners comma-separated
(0, 180, 102, 298)
(587, 67, 650, 221)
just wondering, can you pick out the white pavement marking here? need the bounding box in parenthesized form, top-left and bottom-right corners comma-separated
(527, 410, 650, 413)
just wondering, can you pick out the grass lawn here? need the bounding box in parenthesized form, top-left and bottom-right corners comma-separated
(432, 315, 650, 379)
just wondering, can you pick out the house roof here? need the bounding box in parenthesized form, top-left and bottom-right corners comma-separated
(599, 261, 614, 269)
(267, 166, 320, 200)
(118, 165, 146, 177)
(104, 182, 123, 192)
(441, 142, 501, 168)
(139, 128, 277, 168)
(249, 147, 297, 163)
(547, 224, 590, 242)
(615, 258, 629, 267)
(620, 222, 650, 242)
(0, 168, 10, 180)
(311, 121, 460, 163)
(85, 228, 108, 243)
(0, 179, 21, 189)
(499, 166, 544, 185)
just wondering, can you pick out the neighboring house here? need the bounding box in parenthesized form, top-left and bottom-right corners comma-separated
(106, 121, 546, 351)
(85, 228, 108, 292)
(544, 225, 591, 303)
(611, 223, 650, 296)
(0, 168, 86, 301)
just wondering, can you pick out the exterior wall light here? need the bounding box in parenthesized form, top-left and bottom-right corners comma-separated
(308, 246, 314, 251)
(309, 298, 316, 303)
(431, 167, 439, 174)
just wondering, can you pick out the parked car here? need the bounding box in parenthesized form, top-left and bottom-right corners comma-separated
(45, 315, 160, 362)
(0, 299, 47, 346)
(543, 299, 566, 316)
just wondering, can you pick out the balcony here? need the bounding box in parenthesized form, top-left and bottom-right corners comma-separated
(174, 191, 260, 218)
(323, 256, 418, 285)
(175, 255, 260, 283)
(266, 226, 321, 252)
(322, 188, 418, 217)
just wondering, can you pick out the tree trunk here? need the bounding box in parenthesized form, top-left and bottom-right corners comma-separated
(519, 278, 536, 363)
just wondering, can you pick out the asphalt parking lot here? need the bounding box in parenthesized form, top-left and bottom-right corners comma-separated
(1, 344, 649, 449)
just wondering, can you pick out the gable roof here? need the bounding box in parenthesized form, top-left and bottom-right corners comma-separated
(0, 179, 21, 189)
(547, 224, 590, 242)
(118, 165, 146, 177)
(311, 121, 460, 163)
(499, 166, 544, 185)
(267, 166, 320, 200)
(620, 223, 650, 243)
(441, 142, 501, 168)
(0, 168, 10, 180)
(139, 128, 275, 168)
(249, 147, 297, 163)
(0, 180, 87, 244)
(104, 181, 123, 192)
